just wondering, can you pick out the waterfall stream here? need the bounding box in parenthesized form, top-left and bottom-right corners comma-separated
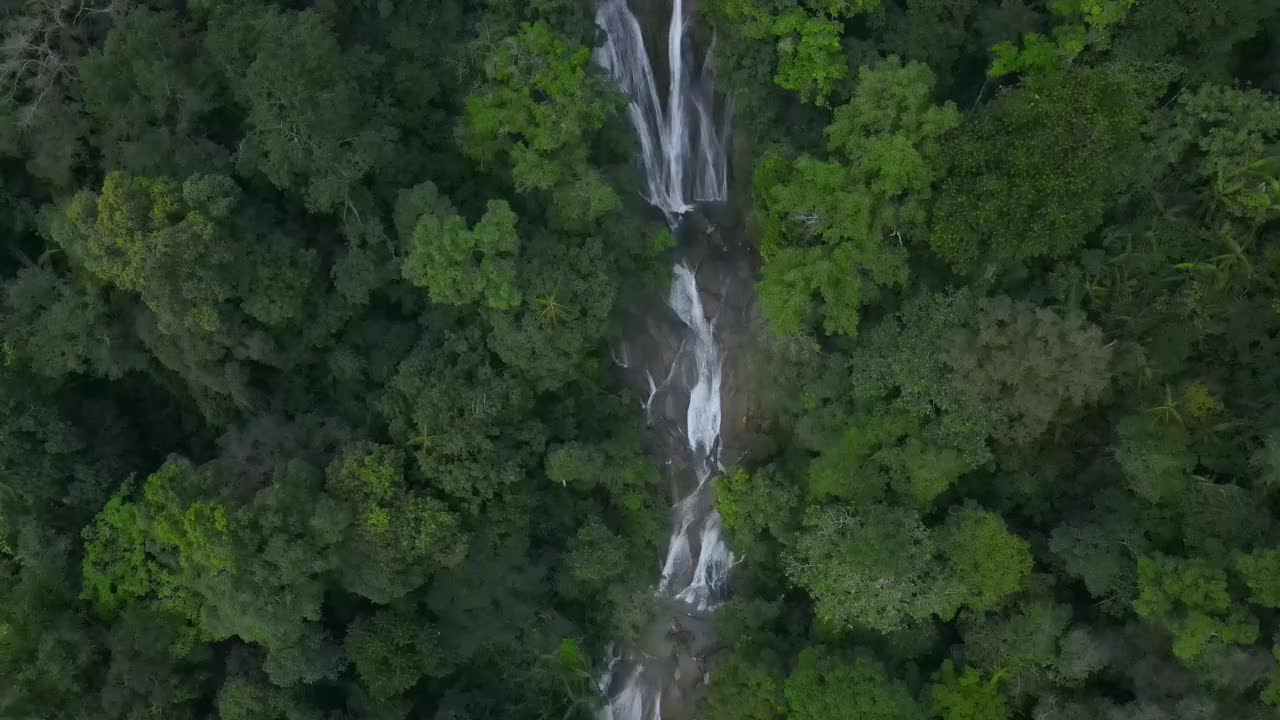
(594, 0, 730, 220)
(595, 1, 737, 718)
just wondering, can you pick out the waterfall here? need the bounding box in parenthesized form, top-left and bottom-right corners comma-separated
(665, 263, 735, 612)
(676, 509, 733, 611)
(609, 263, 735, 720)
(594, 0, 730, 221)
(656, 264, 734, 602)
(604, 665, 661, 720)
(669, 263, 722, 464)
(596, 2, 736, 717)
(693, 34, 732, 202)
(664, 0, 689, 210)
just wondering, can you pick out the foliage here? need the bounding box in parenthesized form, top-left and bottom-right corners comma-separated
(705, 650, 787, 720)
(771, 9, 849, 106)
(0, 0, 1278, 718)
(943, 297, 1111, 445)
(786, 503, 955, 632)
(1048, 495, 1148, 610)
(1234, 549, 1280, 608)
(1134, 554, 1258, 661)
(1114, 0, 1280, 82)
(52, 170, 319, 418)
(379, 332, 547, 510)
(1114, 416, 1195, 504)
(207, 6, 396, 213)
(938, 504, 1032, 612)
(755, 57, 957, 336)
(560, 518, 629, 598)
(988, 0, 1138, 78)
(1149, 83, 1280, 227)
(80, 7, 225, 179)
(461, 20, 622, 229)
(717, 465, 800, 545)
(928, 660, 1008, 720)
(784, 647, 924, 720)
(930, 68, 1147, 270)
(396, 182, 521, 309)
(325, 442, 467, 603)
(958, 598, 1072, 693)
(841, 290, 993, 463)
(344, 608, 445, 700)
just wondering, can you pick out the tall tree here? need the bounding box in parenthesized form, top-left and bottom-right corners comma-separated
(930, 68, 1148, 270)
(755, 57, 958, 336)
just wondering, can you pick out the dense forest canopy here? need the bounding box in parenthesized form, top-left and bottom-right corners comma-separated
(0, 0, 1279, 719)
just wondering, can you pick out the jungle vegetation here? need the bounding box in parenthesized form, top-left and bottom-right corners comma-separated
(0, 1, 1279, 719)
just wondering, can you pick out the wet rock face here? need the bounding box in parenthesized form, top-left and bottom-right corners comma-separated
(686, 212, 762, 468)
(614, 214, 757, 492)
(606, 212, 759, 718)
(616, 213, 754, 407)
(594, 0, 760, 714)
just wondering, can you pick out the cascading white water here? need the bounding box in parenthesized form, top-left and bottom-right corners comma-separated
(676, 510, 732, 611)
(596, 1, 735, 718)
(605, 665, 661, 720)
(669, 263, 721, 464)
(609, 262, 735, 720)
(664, 0, 688, 209)
(692, 34, 732, 202)
(664, 263, 735, 610)
(594, 0, 730, 220)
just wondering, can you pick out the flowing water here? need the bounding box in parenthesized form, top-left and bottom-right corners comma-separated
(594, 1, 742, 717)
(594, 0, 731, 220)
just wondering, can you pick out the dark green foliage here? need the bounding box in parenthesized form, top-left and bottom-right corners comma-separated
(205, 5, 396, 212)
(0, 0, 678, 716)
(1049, 494, 1149, 611)
(1115, 0, 1280, 82)
(345, 607, 446, 700)
(0, 0, 1278, 718)
(943, 297, 1111, 445)
(700, 2, 1280, 719)
(325, 442, 467, 603)
(842, 289, 994, 465)
(379, 334, 546, 510)
(0, 528, 102, 718)
(560, 518, 629, 597)
(50, 170, 321, 418)
(928, 660, 1008, 720)
(785, 647, 924, 720)
(938, 504, 1032, 613)
(787, 503, 954, 631)
(931, 68, 1148, 270)
(99, 606, 214, 719)
(0, 380, 115, 541)
(80, 7, 226, 179)
(879, 0, 987, 95)
(1115, 416, 1195, 504)
(0, 267, 144, 379)
(706, 650, 787, 720)
(958, 598, 1072, 696)
(1134, 554, 1258, 661)
(753, 57, 957, 336)
(484, 232, 621, 391)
